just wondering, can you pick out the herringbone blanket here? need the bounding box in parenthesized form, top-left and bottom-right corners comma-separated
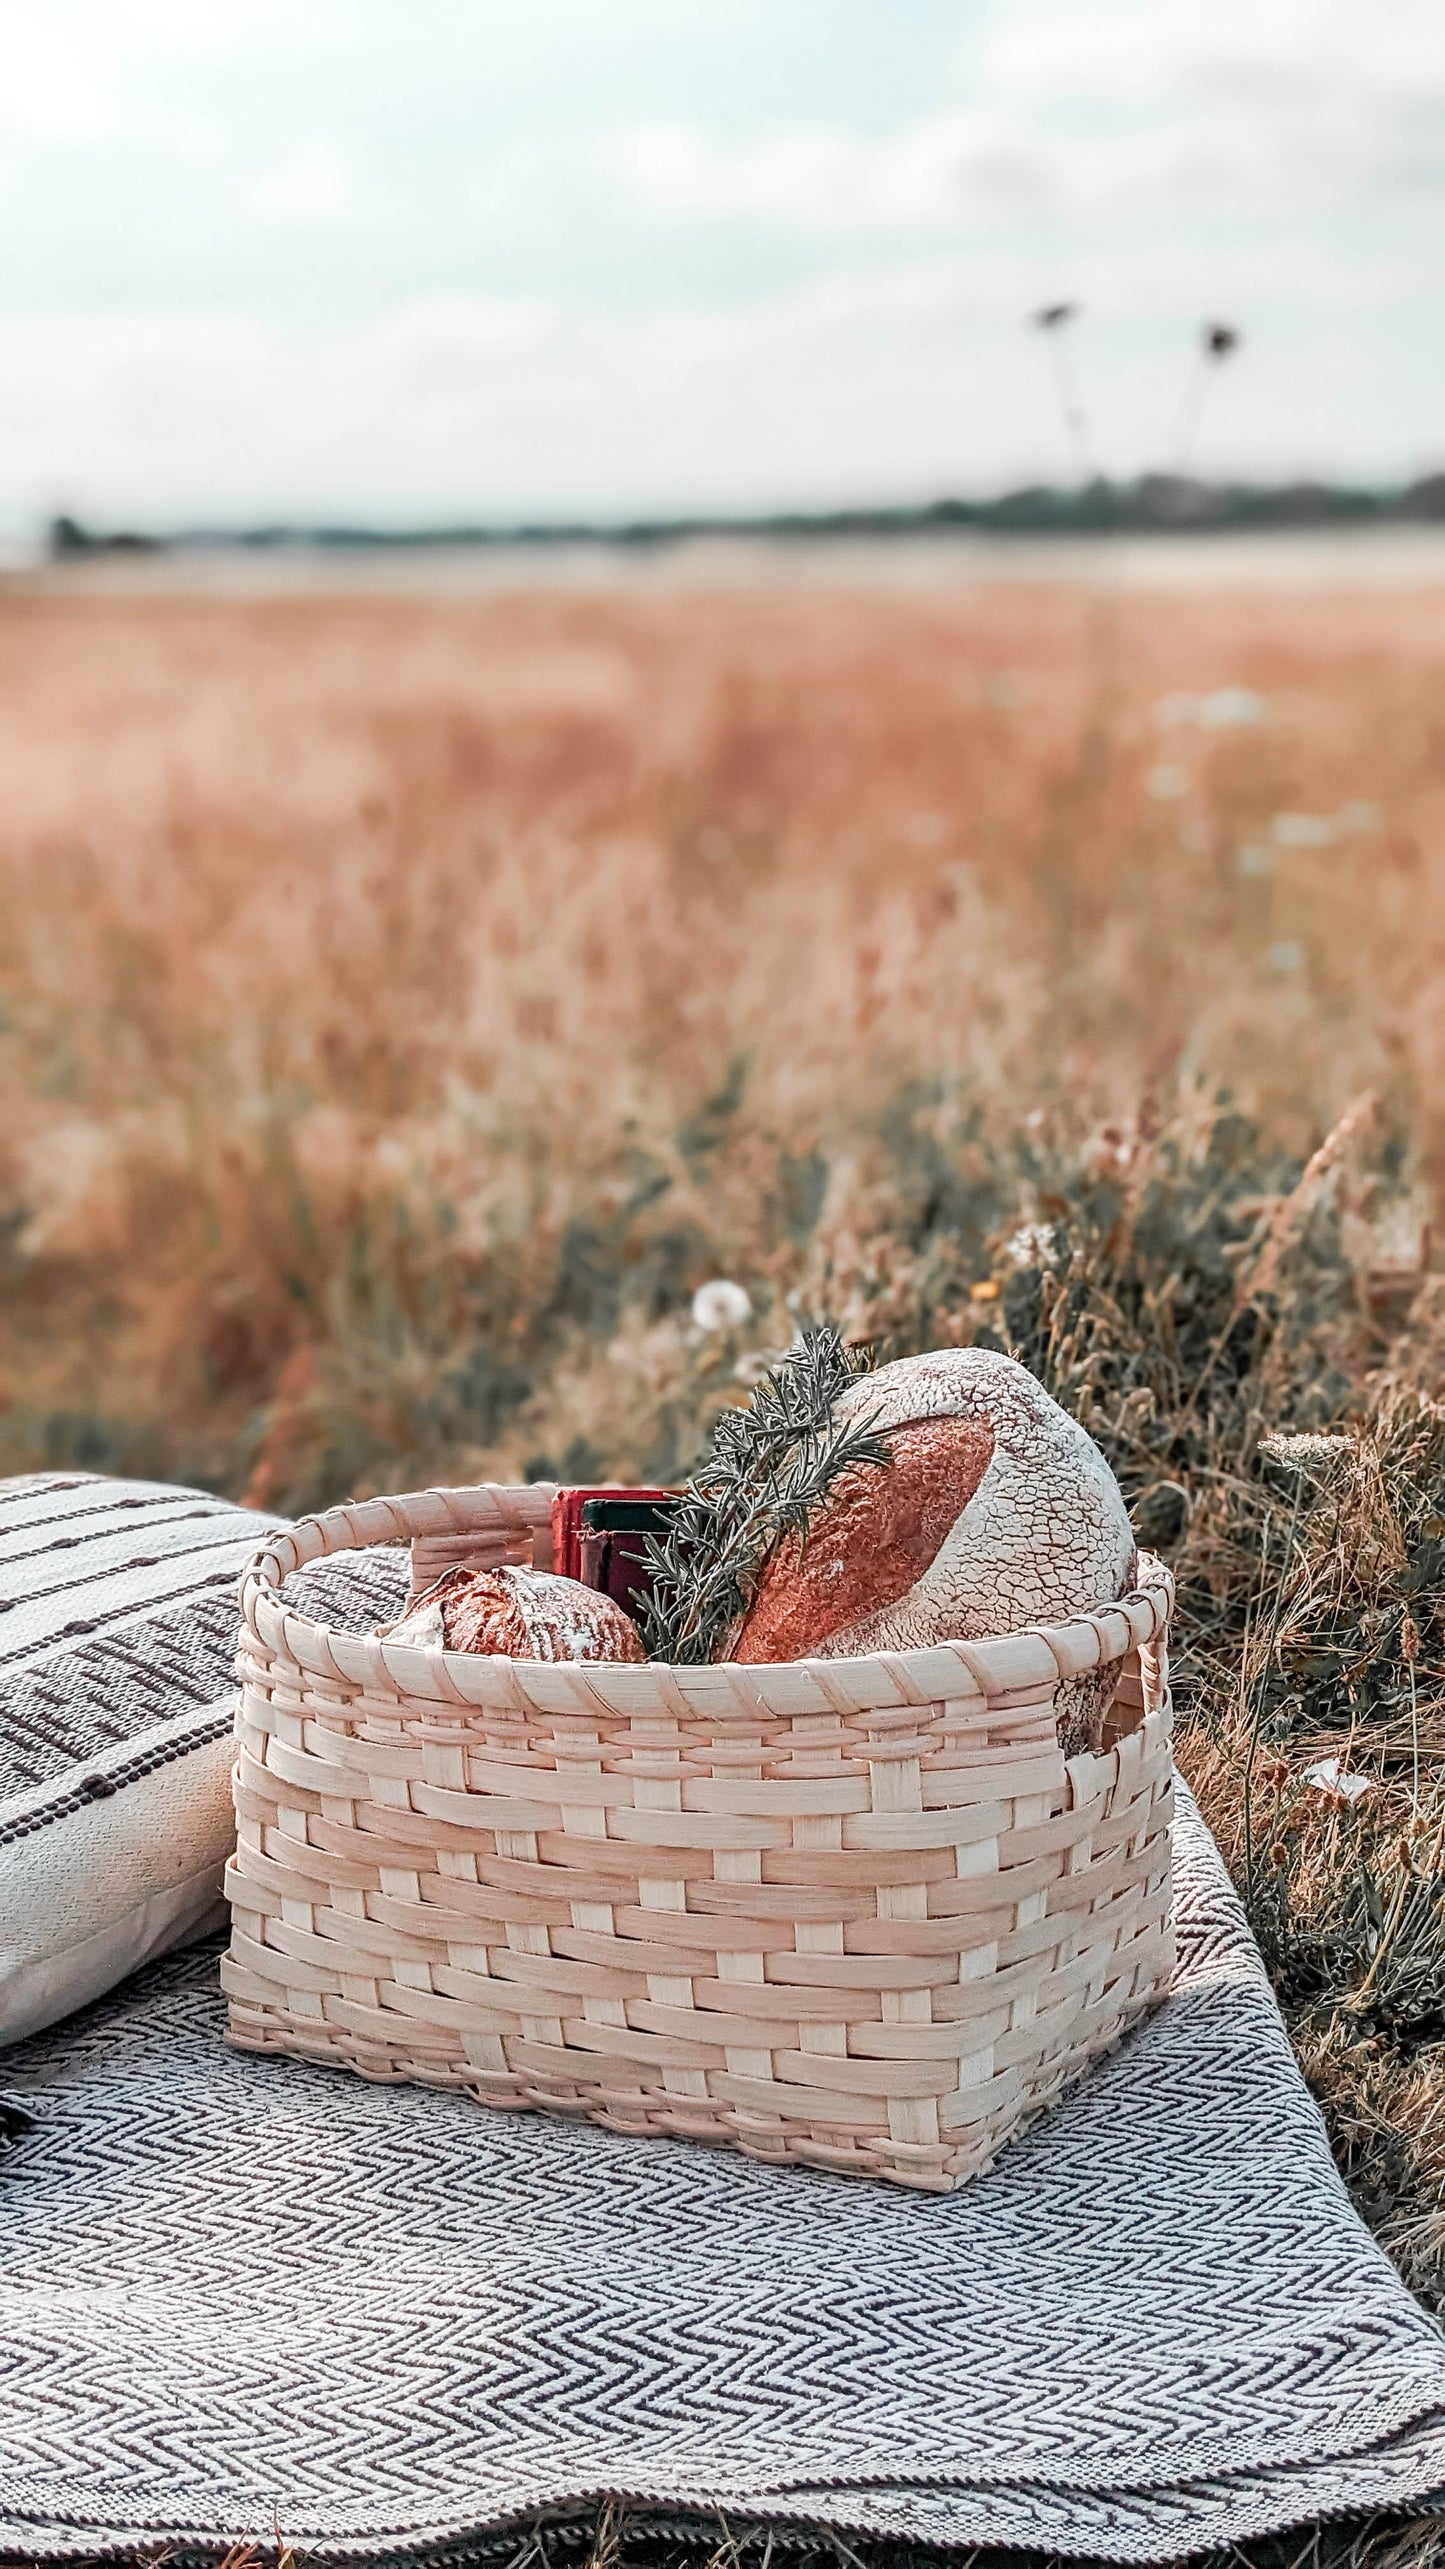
(2, 1783, 1444, 2565)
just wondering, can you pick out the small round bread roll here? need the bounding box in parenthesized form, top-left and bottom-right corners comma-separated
(381, 1564, 645, 1663)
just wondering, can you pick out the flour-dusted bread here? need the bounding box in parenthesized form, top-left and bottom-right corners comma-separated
(730, 1348, 1137, 1753)
(382, 1563, 645, 1663)
(0, 1472, 409, 2045)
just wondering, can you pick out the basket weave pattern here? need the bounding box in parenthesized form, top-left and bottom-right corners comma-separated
(223, 1484, 1175, 2191)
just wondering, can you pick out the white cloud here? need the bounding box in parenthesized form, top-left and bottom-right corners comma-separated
(0, 0, 295, 140)
(609, 119, 1058, 229)
(249, 138, 357, 225)
(979, 0, 1445, 106)
(612, 0, 1445, 230)
(0, 22, 123, 141)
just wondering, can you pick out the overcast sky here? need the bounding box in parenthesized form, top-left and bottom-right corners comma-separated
(3, 0, 1442, 525)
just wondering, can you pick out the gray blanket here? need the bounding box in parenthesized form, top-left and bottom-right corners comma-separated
(2, 1784, 1444, 2564)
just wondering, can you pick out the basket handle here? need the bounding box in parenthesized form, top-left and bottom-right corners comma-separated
(241, 1481, 557, 1620)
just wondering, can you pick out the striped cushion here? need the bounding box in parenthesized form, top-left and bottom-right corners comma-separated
(0, 1473, 408, 2042)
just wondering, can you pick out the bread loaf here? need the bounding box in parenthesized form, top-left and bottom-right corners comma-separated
(381, 1564, 645, 1663)
(730, 1347, 1136, 1754)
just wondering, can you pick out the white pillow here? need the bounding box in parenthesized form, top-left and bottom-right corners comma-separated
(0, 1471, 407, 2043)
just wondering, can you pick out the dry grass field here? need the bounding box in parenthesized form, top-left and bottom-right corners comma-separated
(2, 578, 1441, 1504)
(4, 569, 1445, 2568)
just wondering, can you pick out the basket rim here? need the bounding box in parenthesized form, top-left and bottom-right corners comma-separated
(236, 1480, 1174, 1717)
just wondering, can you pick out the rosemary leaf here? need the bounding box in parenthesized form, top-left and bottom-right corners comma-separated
(636, 1325, 892, 1664)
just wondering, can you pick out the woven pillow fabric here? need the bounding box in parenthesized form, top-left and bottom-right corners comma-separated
(0, 1472, 408, 2045)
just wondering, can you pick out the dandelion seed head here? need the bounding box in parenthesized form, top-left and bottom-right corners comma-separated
(691, 1277, 751, 1331)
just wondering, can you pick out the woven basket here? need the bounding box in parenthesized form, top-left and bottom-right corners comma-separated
(223, 1483, 1175, 2192)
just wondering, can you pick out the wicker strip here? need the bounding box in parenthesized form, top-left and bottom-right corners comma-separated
(224, 1484, 1174, 2190)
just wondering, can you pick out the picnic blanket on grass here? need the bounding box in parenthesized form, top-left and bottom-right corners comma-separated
(3, 1783, 1445, 2565)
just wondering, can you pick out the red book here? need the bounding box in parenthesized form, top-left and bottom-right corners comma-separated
(550, 1488, 676, 1624)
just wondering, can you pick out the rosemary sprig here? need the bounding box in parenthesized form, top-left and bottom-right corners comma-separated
(636, 1324, 893, 1664)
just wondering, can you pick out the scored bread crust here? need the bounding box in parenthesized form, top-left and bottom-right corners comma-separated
(731, 1414, 995, 1663)
(729, 1347, 1137, 1753)
(384, 1564, 646, 1663)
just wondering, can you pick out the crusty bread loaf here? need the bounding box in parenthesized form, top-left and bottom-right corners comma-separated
(381, 1564, 645, 1663)
(730, 1347, 1136, 1753)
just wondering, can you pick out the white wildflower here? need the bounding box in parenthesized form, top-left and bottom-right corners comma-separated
(1083, 1124, 1134, 1177)
(1268, 940, 1305, 974)
(691, 1278, 751, 1331)
(1006, 1222, 1058, 1271)
(1155, 687, 1264, 730)
(1147, 764, 1190, 800)
(1260, 1431, 1356, 1485)
(1198, 686, 1264, 728)
(1236, 842, 1274, 878)
(1272, 812, 1337, 848)
(1305, 1757, 1375, 1806)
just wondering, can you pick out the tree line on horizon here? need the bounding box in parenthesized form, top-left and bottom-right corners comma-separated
(43, 472, 1445, 558)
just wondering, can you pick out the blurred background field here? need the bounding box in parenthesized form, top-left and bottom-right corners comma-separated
(2, 561, 1442, 1509)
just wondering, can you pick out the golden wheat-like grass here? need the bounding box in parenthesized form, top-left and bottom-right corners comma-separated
(1, 580, 1441, 1499)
